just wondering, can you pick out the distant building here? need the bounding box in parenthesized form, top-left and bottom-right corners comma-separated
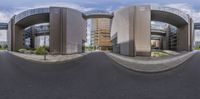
(90, 18, 112, 50)
(195, 41, 200, 48)
(24, 24, 49, 49)
(0, 41, 7, 48)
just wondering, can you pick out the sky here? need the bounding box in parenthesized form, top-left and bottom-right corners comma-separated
(1, 0, 200, 44)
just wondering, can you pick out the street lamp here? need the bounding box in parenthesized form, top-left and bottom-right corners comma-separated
(44, 34, 47, 60)
(41, 25, 47, 60)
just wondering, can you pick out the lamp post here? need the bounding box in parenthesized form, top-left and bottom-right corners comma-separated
(44, 34, 47, 60)
(41, 25, 47, 60)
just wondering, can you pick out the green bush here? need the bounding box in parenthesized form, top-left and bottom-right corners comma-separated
(194, 47, 200, 50)
(35, 47, 48, 55)
(18, 49, 27, 53)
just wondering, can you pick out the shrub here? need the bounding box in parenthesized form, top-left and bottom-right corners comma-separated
(35, 47, 48, 55)
(18, 49, 27, 53)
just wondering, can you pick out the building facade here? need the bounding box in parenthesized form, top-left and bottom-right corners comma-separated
(90, 18, 112, 50)
(24, 24, 49, 49)
(7, 7, 87, 55)
(111, 5, 193, 57)
(1, 5, 198, 56)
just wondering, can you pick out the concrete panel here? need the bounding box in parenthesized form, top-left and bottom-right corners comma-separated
(134, 5, 151, 56)
(177, 19, 194, 51)
(7, 18, 14, 51)
(66, 8, 86, 54)
(177, 22, 191, 51)
(49, 7, 62, 54)
(49, 7, 86, 55)
(129, 6, 135, 56)
(190, 18, 194, 51)
(13, 25, 24, 51)
(111, 7, 131, 56)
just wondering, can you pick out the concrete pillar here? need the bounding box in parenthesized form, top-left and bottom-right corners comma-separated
(7, 17, 14, 51)
(177, 24, 191, 51)
(190, 18, 194, 51)
(134, 5, 151, 56)
(49, 7, 62, 54)
(13, 25, 24, 51)
(111, 5, 151, 57)
(8, 16, 25, 51)
(49, 7, 86, 55)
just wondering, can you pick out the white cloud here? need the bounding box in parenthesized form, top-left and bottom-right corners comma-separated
(166, 3, 200, 22)
(0, 11, 10, 22)
(24, 2, 94, 12)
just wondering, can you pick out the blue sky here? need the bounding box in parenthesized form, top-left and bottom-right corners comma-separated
(1, 0, 200, 43)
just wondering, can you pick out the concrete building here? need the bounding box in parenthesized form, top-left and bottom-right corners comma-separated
(150, 22, 179, 51)
(1, 5, 200, 56)
(7, 7, 87, 55)
(111, 5, 194, 56)
(0, 41, 7, 48)
(195, 41, 200, 48)
(90, 18, 112, 50)
(24, 24, 49, 49)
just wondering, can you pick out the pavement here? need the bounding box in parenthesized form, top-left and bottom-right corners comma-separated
(105, 51, 195, 72)
(9, 51, 90, 63)
(1, 51, 200, 99)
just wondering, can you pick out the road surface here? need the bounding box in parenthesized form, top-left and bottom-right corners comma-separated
(0, 51, 200, 99)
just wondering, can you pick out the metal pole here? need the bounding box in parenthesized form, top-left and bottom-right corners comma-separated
(41, 26, 47, 60)
(44, 32, 47, 60)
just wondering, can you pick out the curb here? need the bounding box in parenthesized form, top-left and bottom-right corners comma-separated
(105, 51, 196, 73)
(8, 51, 91, 64)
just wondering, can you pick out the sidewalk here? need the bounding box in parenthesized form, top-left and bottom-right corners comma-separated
(9, 51, 91, 63)
(105, 51, 196, 73)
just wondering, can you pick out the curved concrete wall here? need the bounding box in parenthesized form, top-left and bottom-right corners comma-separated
(111, 5, 193, 56)
(7, 7, 86, 55)
(15, 8, 49, 24)
(84, 10, 113, 19)
(151, 6, 189, 24)
(111, 5, 151, 56)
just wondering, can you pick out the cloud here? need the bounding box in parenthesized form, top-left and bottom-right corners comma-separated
(166, 3, 200, 22)
(16, 2, 94, 13)
(0, 11, 10, 22)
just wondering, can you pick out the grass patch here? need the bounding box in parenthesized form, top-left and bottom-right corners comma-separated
(194, 48, 200, 50)
(0, 48, 6, 50)
(151, 51, 169, 57)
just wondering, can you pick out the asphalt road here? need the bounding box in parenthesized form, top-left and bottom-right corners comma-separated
(0, 51, 200, 99)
